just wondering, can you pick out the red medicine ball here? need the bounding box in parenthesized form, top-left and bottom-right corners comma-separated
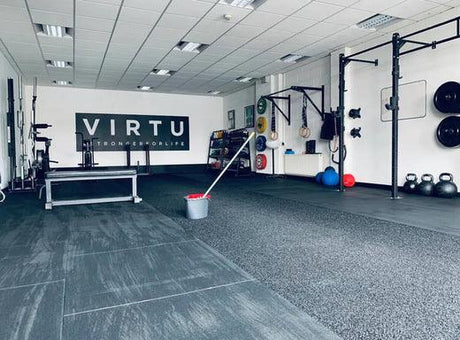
(343, 174, 356, 188)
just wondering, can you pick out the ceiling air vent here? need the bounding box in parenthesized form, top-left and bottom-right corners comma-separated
(356, 14, 401, 31)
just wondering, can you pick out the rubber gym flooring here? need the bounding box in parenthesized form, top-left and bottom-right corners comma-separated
(0, 173, 459, 339)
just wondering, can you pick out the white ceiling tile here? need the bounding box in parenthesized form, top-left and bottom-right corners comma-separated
(382, 0, 440, 19)
(241, 10, 286, 28)
(324, 7, 374, 26)
(213, 35, 250, 48)
(350, 0, 406, 12)
(41, 45, 73, 60)
(148, 26, 186, 43)
(75, 15, 115, 32)
(302, 21, 348, 37)
(76, 0, 120, 19)
(118, 6, 162, 25)
(184, 30, 221, 44)
(272, 16, 318, 33)
(38, 35, 73, 48)
(193, 19, 234, 35)
(294, 1, 344, 20)
(111, 22, 151, 45)
(0, 5, 30, 21)
(319, 0, 360, 5)
(166, 0, 214, 17)
(157, 13, 200, 30)
(30, 9, 73, 26)
(123, 0, 170, 11)
(75, 28, 111, 43)
(0, 0, 26, 8)
(225, 24, 265, 38)
(258, 0, 312, 15)
(28, 0, 73, 14)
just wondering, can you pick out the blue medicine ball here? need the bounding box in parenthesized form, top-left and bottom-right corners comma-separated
(322, 170, 339, 186)
(315, 172, 324, 184)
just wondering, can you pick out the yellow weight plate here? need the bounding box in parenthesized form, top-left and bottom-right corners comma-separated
(256, 117, 267, 133)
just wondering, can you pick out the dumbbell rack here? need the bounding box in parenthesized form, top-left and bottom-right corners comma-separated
(207, 129, 252, 177)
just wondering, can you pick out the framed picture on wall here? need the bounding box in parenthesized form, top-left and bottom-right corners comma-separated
(244, 105, 255, 128)
(228, 109, 235, 129)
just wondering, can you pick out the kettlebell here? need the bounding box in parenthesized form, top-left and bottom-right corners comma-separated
(403, 173, 418, 194)
(434, 173, 458, 198)
(416, 174, 435, 196)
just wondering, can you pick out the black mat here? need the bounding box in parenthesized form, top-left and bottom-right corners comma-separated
(147, 174, 460, 340)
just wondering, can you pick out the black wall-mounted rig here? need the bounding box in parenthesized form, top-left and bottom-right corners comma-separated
(337, 16, 460, 199)
(262, 85, 326, 125)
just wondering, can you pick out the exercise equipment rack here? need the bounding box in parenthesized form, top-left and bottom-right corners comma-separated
(337, 16, 460, 199)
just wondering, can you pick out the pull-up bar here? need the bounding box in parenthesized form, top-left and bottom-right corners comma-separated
(262, 85, 326, 125)
(337, 15, 460, 198)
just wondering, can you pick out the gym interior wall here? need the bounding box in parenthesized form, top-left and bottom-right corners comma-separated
(23, 86, 223, 170)
(345, 8, 460, 185)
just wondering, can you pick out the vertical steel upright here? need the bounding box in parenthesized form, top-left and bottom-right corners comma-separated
(338, 54, 346, 192)
(391, 33, 401, 199)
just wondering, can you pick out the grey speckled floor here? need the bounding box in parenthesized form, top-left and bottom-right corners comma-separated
(145, 174, 460, 340)
(0, 181, 339, 340)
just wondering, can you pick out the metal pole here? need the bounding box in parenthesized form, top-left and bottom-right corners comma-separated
(338, 54, 346, 192)
(391, 33, 401, 199)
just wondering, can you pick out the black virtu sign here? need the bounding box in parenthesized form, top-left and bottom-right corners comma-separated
(75, 113, 190, 151)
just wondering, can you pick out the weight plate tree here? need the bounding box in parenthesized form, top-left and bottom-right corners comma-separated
(437, 116, 460, 147)
(255, 154, 267, 170)
(256, 116, 267, 133)
(434, 81, 460, 113)
(256, 135, 267, 151)
(257, 97, 267, 114)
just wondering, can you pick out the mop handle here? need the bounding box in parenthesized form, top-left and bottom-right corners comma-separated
(204, 131, 255, 197)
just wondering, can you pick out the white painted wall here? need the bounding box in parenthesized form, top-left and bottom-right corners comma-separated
(223, 85, 256, 170)
(0, 51, 21, 189)
(24, 86, 223, 169)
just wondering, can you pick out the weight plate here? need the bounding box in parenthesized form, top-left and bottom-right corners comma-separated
(437, 116, 460, 147)
(255, 154, 267, 170)
(257, 97, 267, 114)
(256, 117, 267, 133)
(434, 81, 460, 113)
(255, 135, 267, 152)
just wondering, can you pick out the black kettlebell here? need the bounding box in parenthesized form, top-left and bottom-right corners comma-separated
(434, 173, 458, 198)
(403, 173, 418, 194)
(417, 174, 435, 196)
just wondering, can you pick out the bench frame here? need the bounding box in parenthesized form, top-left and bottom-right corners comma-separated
(45, 171, 142, 210)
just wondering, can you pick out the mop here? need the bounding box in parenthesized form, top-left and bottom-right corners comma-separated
(185, 131, 255, 219)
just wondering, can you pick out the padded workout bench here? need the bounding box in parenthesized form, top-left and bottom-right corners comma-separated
(44, 170, 142, 210)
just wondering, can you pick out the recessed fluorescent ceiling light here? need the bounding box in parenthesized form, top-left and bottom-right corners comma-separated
(151, 69, 175, 76)
(235, 76, 253, 83)
(47, 60, 71, 68)
(138, 86, 151, 91)
(175, 41, 207, 53)
(220, 0, 266, 9)
(53, 80, 71, 85)
(280, 54, 306, 63)
(355, 14, 401, 31)
(208, 90, 221, 95)
(40, 24, 69, 37)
